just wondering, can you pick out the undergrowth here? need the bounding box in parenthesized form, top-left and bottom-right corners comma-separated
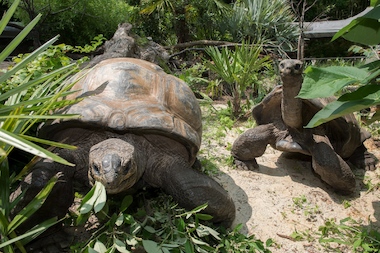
(71, 182, 273, 253)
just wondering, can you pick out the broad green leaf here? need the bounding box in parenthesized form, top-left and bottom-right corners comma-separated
(305, 84, 380, 127)
(114, 238, 130, 253)
(80, 181, 106, 214)
(299, 66, 369, 99)
(87, 247, 99, 253)
(94, 240, 107, 253)
(161, 243, 180, 248)
(0, 128, 74, 166)
(339, 83, 380, 101)
(190, 238, 209, 246)
(161, 248, 170, 253)
(143, 225, 156, 233)
(120, 195, 133, 213)
(115, 214, 124, 226)
(201, 225, 221, 240)
(79, 184, 96, 214)
(142, 240, 161, 253)
(184, 239, 194, 253)
(8, 174, 59, 233)
(94, 182, 106, 213)
(332, 6, 380, 45)
(177, 217, 185, 232)
(343, 18, 380, 45)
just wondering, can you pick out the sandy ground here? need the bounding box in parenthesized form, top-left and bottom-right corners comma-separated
(202, 104, 380, 253)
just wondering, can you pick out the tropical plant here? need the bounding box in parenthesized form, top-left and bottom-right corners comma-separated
(205, 41, 272, 118)
(227, 0, 298, 55)
(298, 1, 380, 128)
(0, 1, 83, 251)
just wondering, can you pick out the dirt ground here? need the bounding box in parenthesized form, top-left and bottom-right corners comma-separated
(205, 104, 380, 253)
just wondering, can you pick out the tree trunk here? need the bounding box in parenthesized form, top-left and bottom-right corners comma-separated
(232, 86, 241, 118)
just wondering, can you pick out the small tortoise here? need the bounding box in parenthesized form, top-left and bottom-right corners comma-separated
(13, 58, 235, 234)
(231, 59, 376, 194)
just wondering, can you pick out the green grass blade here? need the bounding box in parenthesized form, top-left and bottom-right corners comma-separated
(7, 174, 60, 234)
(0, 114, 79, 120)
(0, 217, 59, 249)
(0, 128, 74, 166)
(20, 134, 77, 150)
(0, 149, 10, 222)
(0, 35, 60, 84)
(0, 0, 21, 36)
(0, 62, 76, 103)
(0, 13, 42, 63)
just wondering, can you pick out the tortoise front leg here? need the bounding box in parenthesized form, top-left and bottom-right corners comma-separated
(143, 158, 235, 227)
(231, 124, 276, 170)
(10, 144, 86, 235)
(309, 135, 356, 194)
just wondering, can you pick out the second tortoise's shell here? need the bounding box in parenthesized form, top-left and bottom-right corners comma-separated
(252, 85, 370, 159)
(51, 58, 202, 160)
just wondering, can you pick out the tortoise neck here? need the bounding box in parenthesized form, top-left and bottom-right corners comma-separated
(281, 76, 303, 129)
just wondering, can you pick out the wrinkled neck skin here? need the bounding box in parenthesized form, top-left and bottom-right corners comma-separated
(281, 73, 304, 130)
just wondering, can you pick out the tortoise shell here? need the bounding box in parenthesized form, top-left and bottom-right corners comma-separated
(49, 58, 202, 161)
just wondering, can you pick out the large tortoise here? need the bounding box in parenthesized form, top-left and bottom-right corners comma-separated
(231, 59, 377, 194)
(13, 58, 235, 235)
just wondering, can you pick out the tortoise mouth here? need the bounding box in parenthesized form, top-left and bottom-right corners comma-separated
(89, 168, 139, 194)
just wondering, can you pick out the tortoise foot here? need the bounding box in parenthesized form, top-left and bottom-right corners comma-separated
(348, 145, 378, 171)
(234, 158, 259, 171)
(311, 141, 356, 194)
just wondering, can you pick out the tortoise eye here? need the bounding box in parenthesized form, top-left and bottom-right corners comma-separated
(294, 63, 301, 70)
(92, 164, 100, 175)
(124, 161, 131, 174)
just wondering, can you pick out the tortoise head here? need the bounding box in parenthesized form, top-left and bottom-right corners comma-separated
(279, 59, 303, 86)
(88, 138, 143, 194)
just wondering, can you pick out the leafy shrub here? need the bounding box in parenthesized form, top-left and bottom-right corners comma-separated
(73, 183, 273, 253)
(6, 0, 133, 46)
(318, 217, 380, 252)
